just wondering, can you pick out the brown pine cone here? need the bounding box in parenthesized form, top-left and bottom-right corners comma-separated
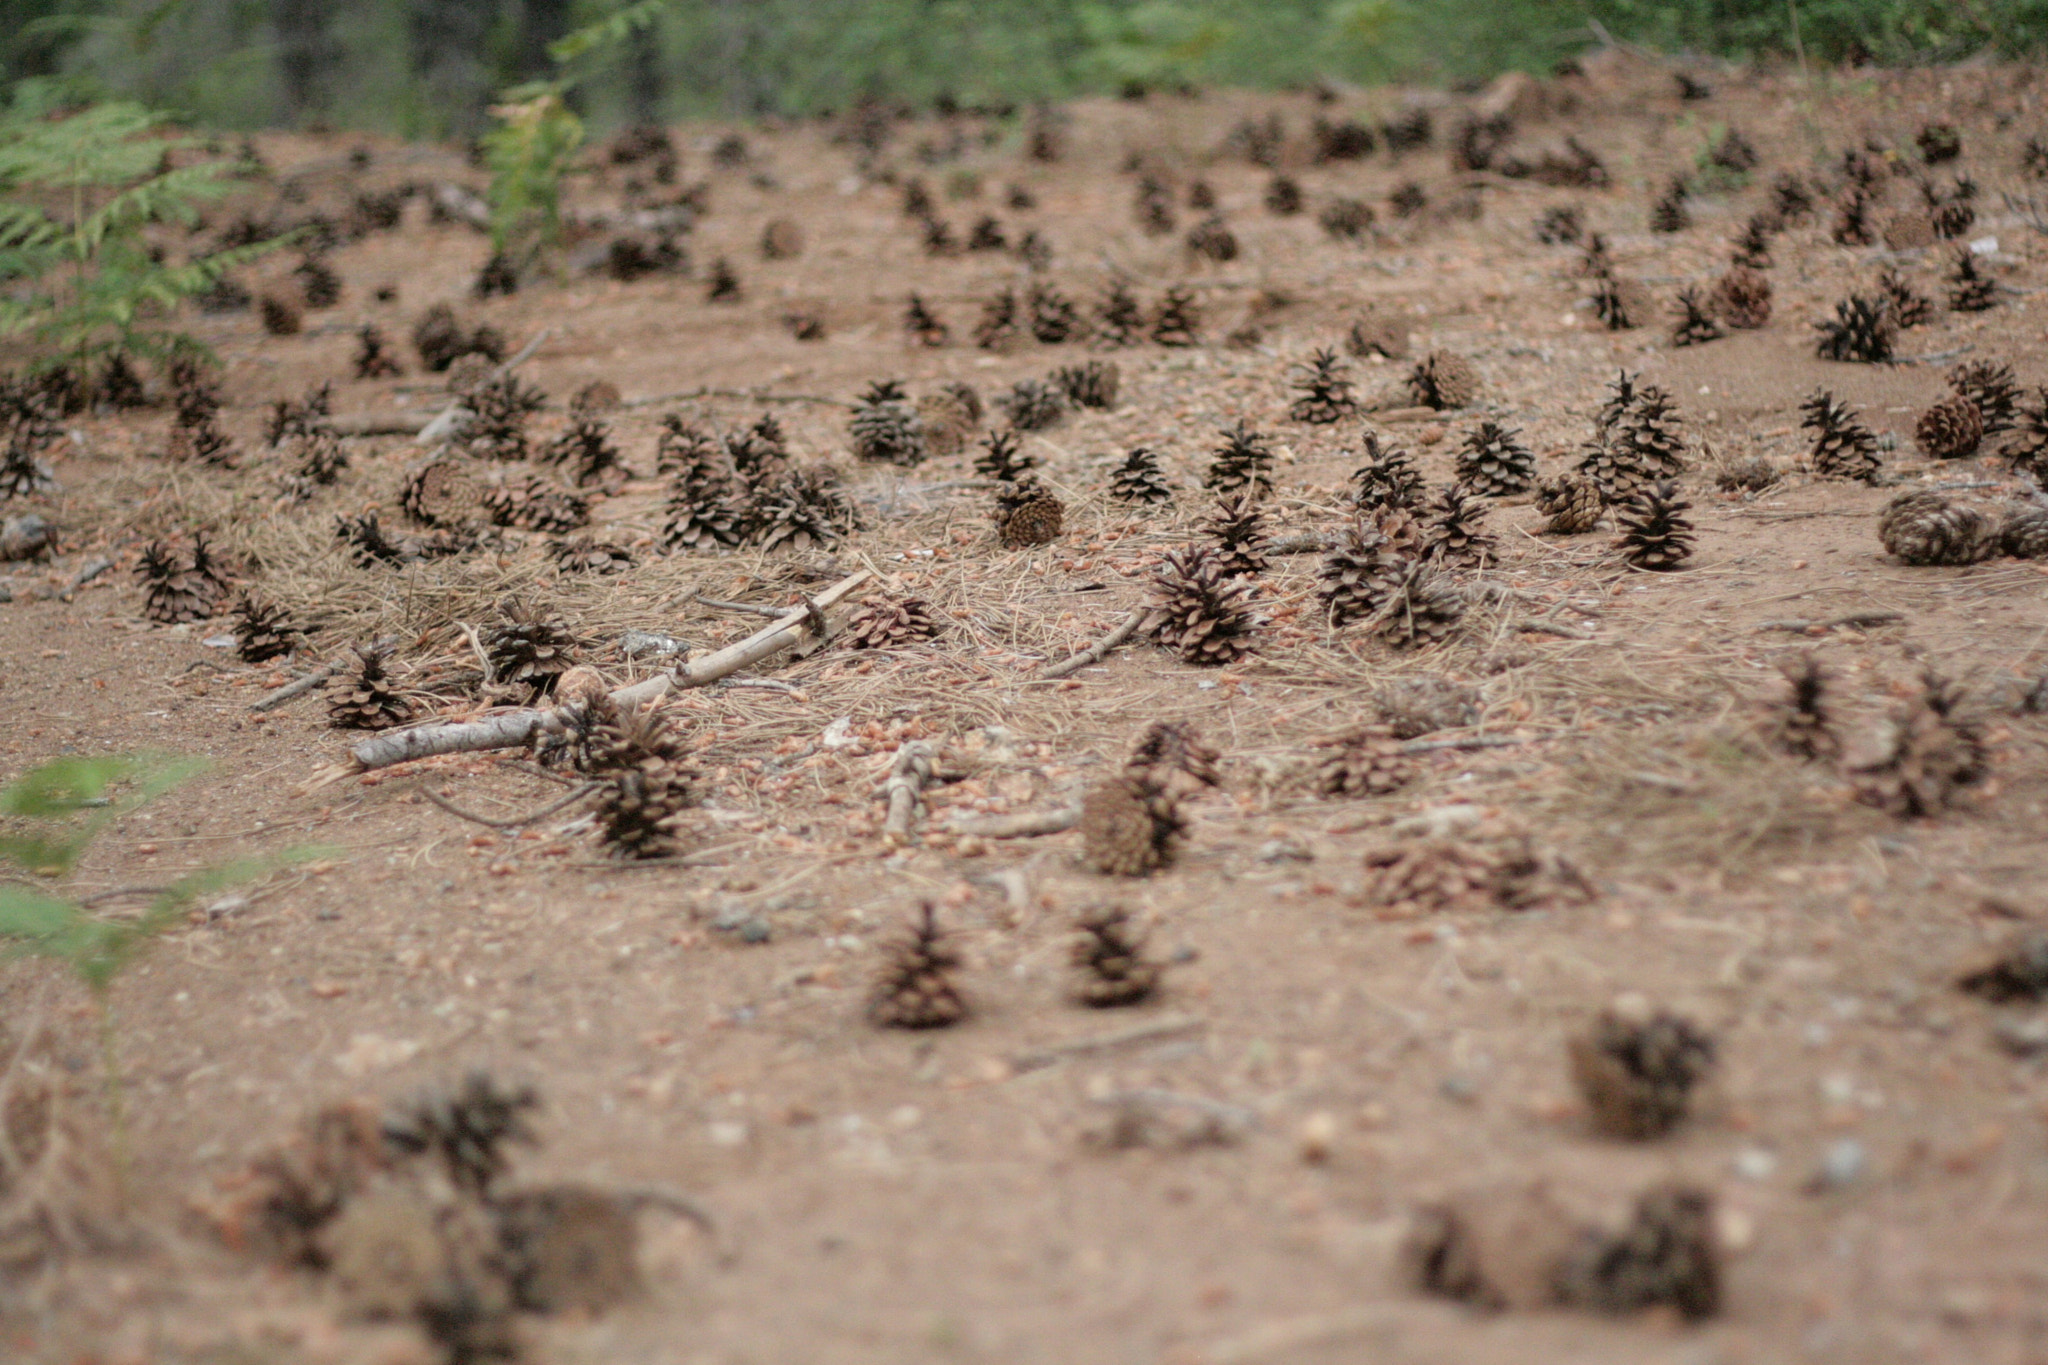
(2002, 506, 2048, 559)
(1080, 773, 1184, 877)
(1535, 474, 1603, 534)
(1915, 393, 1984, 459)
(1710, 267, 1771, 329)
(1877, 490, 2000, 566)
(1315, 726, 1414, 798)
(843, 595, 941, 649)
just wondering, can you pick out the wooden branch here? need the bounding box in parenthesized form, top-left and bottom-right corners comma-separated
(622, 386, 851, 410)
(1397, 735, 1531, 756)
(418, 782, 600, 829)
(1266, 533, 1330, 556)
(1514, 620, 1594, 640)
(693, 593, 788, 618)
(348, 572, 871, 771)
(1039, 609, 1157, 680)
(1011, 1013, 1205, 1072)
(1757, 612, 1903, 633)
(882, 741, 934, 846)
(251, 638, 397, 712)
(946, 807, 1081, 839)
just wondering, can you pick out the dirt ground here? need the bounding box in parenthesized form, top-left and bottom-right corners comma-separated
(7, 48, 2048, 1365)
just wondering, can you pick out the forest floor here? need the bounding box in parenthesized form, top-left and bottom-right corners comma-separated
(6, 48, 2048, 1365)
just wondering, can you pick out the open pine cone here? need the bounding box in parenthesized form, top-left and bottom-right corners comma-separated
(843, 595, 941, 649)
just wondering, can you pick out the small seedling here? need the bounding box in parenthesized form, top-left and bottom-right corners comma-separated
(0, 753, 328, 1190)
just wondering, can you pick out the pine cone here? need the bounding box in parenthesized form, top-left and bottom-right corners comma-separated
(1536, 474, 1603, 534)
(1070, 907, 1163, 1007)
(381, 1072, 538, 1195)
(2002, 506, 2048, 559)
(594, 767, 690, 858)
(1949, 359, 2019, 434)
(995, 478, 1065, 548)
(1081, 773, 1184, 877)
(1878, 490, 1999, 566)
(1350, 433, 1424, 510)
(849, 380, 927, 465)
(1151, 546, 1257, 665)
(1126, 720, 1222, 796)
(1591, 275, 1652, 330)
(1800, 390, 1882, 483)
(1710, 267, 1771, 329)
(1028, 283, 1084, 343)
(1110, 447, 1174, 505)
(915, 390, 976, 457)
(542, 412, 626, 488)
(752, 464, 859, 552)
(843, 596, 941, 649)
(1670, 286, 1724, 347)
(462, 375, 543, 461)
(1850, 672, 1990, 816)
(1374, 561, 1466, 648)
(484, 601, 580, 699)
(1203, 422, 1275, 498)
(904, 294, 950, 347)
(1769, 653, 1840, 761)
(1316, 726, 1414, 797)
(1202, 492, 1269, 577)
(1360, 838, 1500, 915)
(232, 594, 301, 663)
(1318, 524, 1399, 626)
(997, 378, 1065, 432)
(1815, 294, 1896, 362)
(548, 536, 634, 575)
(1404, 351, 1479, 410)
(1453, 421, 1534, 497)
(328, 647, 413, 730)
(1914, 393, 1983, 460)
(1288, 348, 1358, 424)
(1874, 268, 1932, 330)
(483, 473, 588, 533)
(1376, 676, 1478, 738)
(1151, 286, 1201, 346)
(868, 904, 968, 1028)
(1424, 484, 1496, 567)
(1615, 480, 1695, 571)
(400, 459, 483, 528)
(1948, 249, 1998, 312)
(1095, 282, 1146, 347)
(135, 539, 220, 624)
(1053, 361, 1120, 411)
(1569, 1006, 1717, 1140)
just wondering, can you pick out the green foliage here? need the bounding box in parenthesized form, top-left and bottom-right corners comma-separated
(0, 86, 289, 369)
(0, 752, 322, 995)
(482, 87, 584, 263)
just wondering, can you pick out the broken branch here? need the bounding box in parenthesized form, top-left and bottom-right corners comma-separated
(347, 572, 871, 771)
(1039, 608, 1157, 680)
(1757, 612, 1904, 633)
(417, 782, 600, 829)
(945, 807, 1081, 839)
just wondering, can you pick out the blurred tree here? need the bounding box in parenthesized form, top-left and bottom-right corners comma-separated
(409, 0, 496, 135)
(272, 0, 342, 123)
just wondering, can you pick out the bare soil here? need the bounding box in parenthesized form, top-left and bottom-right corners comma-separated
(7, 50, 2048, 1365)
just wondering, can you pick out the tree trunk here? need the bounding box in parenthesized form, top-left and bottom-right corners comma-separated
(626, 20, 664, 125)
(272, 0, 341, 124)
(408, 0, 494, 137)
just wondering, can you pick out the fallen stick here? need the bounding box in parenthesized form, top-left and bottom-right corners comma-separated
(1039, 608, 1156, 680)
(1398, 735, 1530, 756)
(252, 638, 397, 712)
(622, 386, 850, 409)
(347, 571, 870, 771)
(320, 413, 435, 437)
(946, 807, 1080, 838)
(1757, 611, 1904, 633)
(693, 593, 788, 618)
(1265, 532, 1331, 556)
(1011, 1013, 1206, 1072)
(418, 782, 600, 829)
(881, 741, 934, 846)
(1514, 620, 1593, 640)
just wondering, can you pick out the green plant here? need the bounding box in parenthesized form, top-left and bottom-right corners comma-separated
(482, 1, 672, 270)
(0, 753, 327, 1187)
(0, 85, 289, 371)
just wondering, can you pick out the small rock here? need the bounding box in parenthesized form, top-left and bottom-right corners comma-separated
(1731, 1147, 1777, 1181)
(1808, 1138, 1866, 1192)
(1991, 1012, 2048, 1057)
(1439, 1074, 1479, 1103)
(1298, 1110, 1339, 1163)
(1256, 837, 1313, 864)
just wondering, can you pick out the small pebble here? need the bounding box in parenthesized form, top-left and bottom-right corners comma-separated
(1439, 1074, 1478, 1103)
(1810, 1138, 1866, 1191)
(1298, 1110, 1338, 1163)
(1732, 1147, 1778, 1181)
